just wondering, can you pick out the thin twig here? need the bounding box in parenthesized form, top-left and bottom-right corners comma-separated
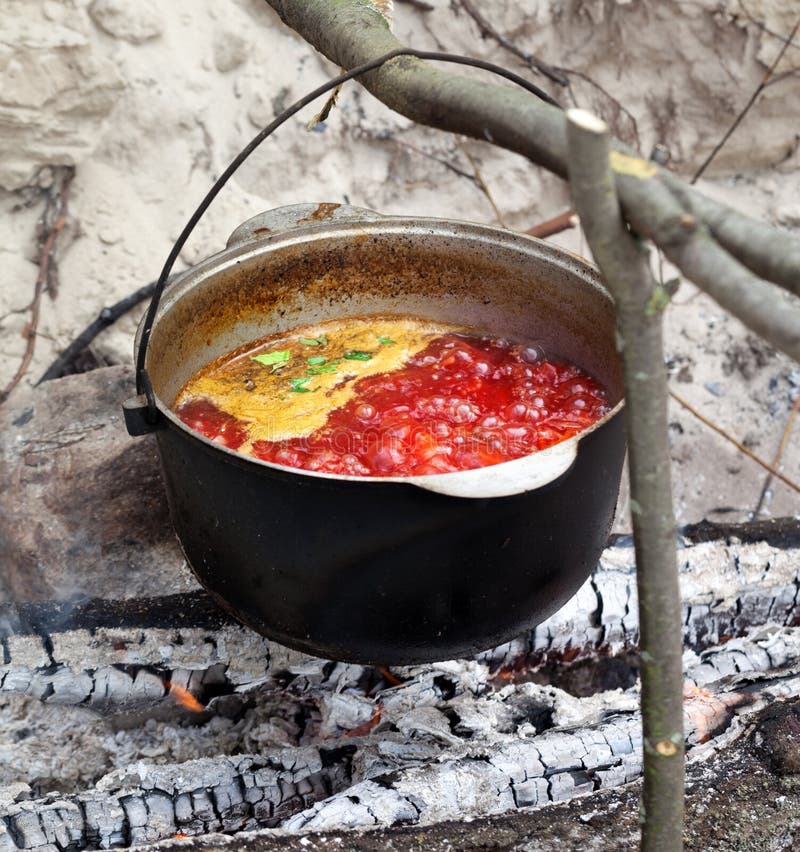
(37, 279, 163, 384)
(458, 141, 508, 227)
(751, 394, 800, 517)
(0, 168, 74, 404)
(669, 389, 800, 496)
(617, 172, 800, 352)
(523, 208, 579, 239)
(457, 0, 569, 87)
(391, 137, 477, 181)
(763, 68, 800, 88)
(737, 0, 800, 55)
(691, 13, 800, 184)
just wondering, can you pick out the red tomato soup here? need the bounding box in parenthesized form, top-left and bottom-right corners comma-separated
(174, 317, 609, 477)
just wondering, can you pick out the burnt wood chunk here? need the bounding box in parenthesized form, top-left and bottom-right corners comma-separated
(758, 701, 800, 775)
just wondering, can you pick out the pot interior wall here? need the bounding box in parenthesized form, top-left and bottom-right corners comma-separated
(145, 221, 623, 409)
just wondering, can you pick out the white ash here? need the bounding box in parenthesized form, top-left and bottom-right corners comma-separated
(1, 530, 796, 827)
(0, 747, 355, 851)
(3, 536, 798, 710)
(2, 625, 800, 849)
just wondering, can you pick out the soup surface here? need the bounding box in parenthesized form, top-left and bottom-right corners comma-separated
(174, 316, 609, 476)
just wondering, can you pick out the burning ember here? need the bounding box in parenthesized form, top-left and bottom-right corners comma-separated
(343, 705, 381, 738)
(683, 684, 755, 744)
(165, 681, 206, 714)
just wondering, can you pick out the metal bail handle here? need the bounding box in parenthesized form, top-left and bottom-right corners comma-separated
(127, 48, 560, 437)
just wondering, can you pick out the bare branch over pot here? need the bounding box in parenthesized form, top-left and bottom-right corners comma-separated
(566, 107, 684, 851)
(262, 0, 800, 305)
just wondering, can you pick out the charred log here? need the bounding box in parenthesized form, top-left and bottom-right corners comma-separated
(86, 704, 800, 852)
(0, 746, 356, 851)
(2, 627, 799, 849)
(2, 529, 798, 709)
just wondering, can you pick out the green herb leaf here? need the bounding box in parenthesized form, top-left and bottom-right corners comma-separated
(306, 357, 341, 376)
(377, 335, 395, 345)
(343, 350, 373, 361)
(252, 349, 290, 366)
(299, 335, 328, 347)
(306, 356, 327, 366)
(289, 377, 312, 393)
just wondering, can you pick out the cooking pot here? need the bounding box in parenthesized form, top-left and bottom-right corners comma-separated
(124, 202, 625, 664)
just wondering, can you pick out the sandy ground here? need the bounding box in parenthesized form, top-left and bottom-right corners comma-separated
(1, 0, 799, 528)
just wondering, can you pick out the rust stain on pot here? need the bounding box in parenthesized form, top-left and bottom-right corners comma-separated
(252, 226, 272, 236)
(299, 202, 341, 223)
(146, 225, 624, 412)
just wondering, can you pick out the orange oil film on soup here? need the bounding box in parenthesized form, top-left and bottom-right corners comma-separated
(173, 315, 609, 476)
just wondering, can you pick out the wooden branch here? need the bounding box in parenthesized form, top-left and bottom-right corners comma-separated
(611, 169, 800, 361)
(565, 69, 642, 152)
(262, 0, 800, 305)
(669, 230, 799, 361)
(523, 208, 578, 239)
(37, 279, 160, 384)
(663, 174, 800, 298)
(0, 167, 74, 403)
(566, 109, 683, 851)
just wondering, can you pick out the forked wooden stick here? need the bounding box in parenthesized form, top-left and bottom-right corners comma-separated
(566, 108, 684, 852)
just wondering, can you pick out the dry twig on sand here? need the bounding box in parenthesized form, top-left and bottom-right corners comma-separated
(458, 141, 508, 227)
(751, 394, 800, 517)
(670, 390, 800, 498)
(691, 14, 800, 183)
(37, 280, 162, 384)
(0, 167, 74, 404)
(457, 0, 568, 87)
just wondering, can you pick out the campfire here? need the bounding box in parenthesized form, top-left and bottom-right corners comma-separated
(2, 367, 800, 849)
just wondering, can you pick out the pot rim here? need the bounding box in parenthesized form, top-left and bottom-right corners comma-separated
(139, 213, 625, 496)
